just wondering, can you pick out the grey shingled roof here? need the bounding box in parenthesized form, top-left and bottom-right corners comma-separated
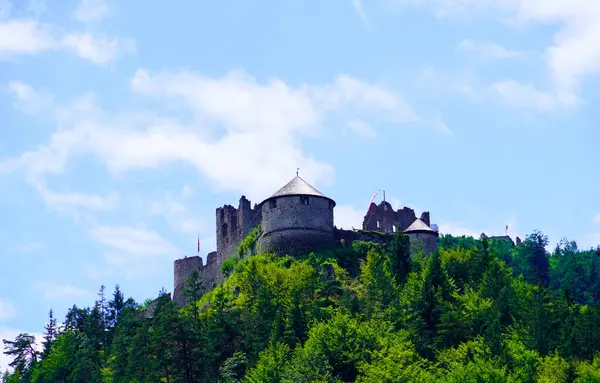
(270, 176, 326, 198)
(261, 175, 334, 205)
(404, 218, 437, 234)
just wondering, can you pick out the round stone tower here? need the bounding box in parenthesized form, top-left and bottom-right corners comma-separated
(257, 175, 336, 256)
(404, 218, 439, 255)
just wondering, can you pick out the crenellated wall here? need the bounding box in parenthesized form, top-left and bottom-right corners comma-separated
(173, 196, 259, 306)
(173, 192, 433, 307)
(362, 201, 430, 233)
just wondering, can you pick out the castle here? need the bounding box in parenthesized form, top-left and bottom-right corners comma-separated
(172, 174, 439, 306)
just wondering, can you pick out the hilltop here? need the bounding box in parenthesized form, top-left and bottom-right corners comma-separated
(3, 230, 600, 382)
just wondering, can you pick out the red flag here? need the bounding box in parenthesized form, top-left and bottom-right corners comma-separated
(368, 189, 381, 210)
(505, 225, 508, 231)
(197, 236, 200, 253)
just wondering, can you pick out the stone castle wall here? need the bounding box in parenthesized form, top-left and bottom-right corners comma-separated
(407, 232, 438, 255)
(173, 196, 259, 306)
(257, 195, 335, 255)
(172, 194, 435, 306)
(363, 201, 430, 233)
(173, 255, 203, 307)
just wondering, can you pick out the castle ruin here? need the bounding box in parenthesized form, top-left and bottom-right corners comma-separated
(172, 175, 438, 306)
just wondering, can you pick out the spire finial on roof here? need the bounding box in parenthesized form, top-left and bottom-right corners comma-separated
(296, 166, 299, 176)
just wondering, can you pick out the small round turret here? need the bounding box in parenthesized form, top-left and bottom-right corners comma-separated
(404, 218, 439, 255)
(257, 175, 335, 255)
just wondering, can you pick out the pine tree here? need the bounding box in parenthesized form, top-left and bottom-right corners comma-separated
(2, 333, 39, 377)
(41, 309, 58, 358)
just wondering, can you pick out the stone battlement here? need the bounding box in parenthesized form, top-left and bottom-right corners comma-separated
(172, 176, 438, 306)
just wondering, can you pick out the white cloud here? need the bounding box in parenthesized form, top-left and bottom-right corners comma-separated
(414, 67, 483, 102)
(34, 182, 119, 214)
(399, 0, 600, 109)
(0, 299, 16, 321)
(347, 120, 377, 138)
(458, 39, 523, 59)
(61, 33, 136, 65)
(0, 18, 134, 65)
(489, 80, 577, 111)
(90, 226, 181, 277)
(149, 194, 204, 234)
(353, 0, 371, 27)
(90, 225, 179, 256)
(181, 185, 193, 198)
(437, 213, 523, 241)
(2, 70, 421, 203)
(335, 205, 366, 230)
(431, 117, 452, 135)
(437, 222, 483, 238)
(39, 283, 93, 301)
(0, 20, 55, 55)
(7, 81, 52, 114)
(73, 0, 110, 23)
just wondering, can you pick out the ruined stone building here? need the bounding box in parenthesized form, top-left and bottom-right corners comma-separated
(172, 175, 438, 306)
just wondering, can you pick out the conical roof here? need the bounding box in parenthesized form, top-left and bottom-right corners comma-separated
(404, 218, 438, 234)
(261, 175, 335, 205)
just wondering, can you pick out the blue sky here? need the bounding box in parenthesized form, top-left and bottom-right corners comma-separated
(1, 0, 600, 370)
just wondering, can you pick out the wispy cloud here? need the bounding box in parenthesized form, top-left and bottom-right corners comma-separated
(335, 204, 366, 230)
(489, 80, 577, 111)
(347, 120, 377, 138)
(458, 39, 524, 60)
(7, 81, 53, 114)
(73, 0, 110, 23)
(352, 0, 370, 27)
(90, 225, 181, 277)
(0, 20, 55, 55)
(61, 33, 136, 65)
(0, 19, 135, 65)
(397, 0, 600, 110)
(39, 283, 93, 301)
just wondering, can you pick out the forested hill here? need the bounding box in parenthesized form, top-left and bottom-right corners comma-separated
(3, 231, 600, 382)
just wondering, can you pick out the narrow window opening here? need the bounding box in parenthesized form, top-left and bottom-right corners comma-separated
(269, 199, 277, 209)
(222, 223, 228, 236)
(300, 196, 309, 205)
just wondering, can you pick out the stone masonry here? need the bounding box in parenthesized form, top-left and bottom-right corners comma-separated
(172, 196, 259, 306)
(257, 176, 336, 256)
(362, 201, 431, 233)
(172, 175, 438, 306)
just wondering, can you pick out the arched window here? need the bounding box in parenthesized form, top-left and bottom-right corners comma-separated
(269, 199, 277, 208)
(300, 196, 309, 205)
(222, 223, 228, 236)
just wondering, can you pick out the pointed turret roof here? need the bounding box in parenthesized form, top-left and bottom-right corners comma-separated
(261, 175, 335, 206)
(404, 218, 438, 235)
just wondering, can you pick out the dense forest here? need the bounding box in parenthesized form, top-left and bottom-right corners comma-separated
(3, 229, 600, 382)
